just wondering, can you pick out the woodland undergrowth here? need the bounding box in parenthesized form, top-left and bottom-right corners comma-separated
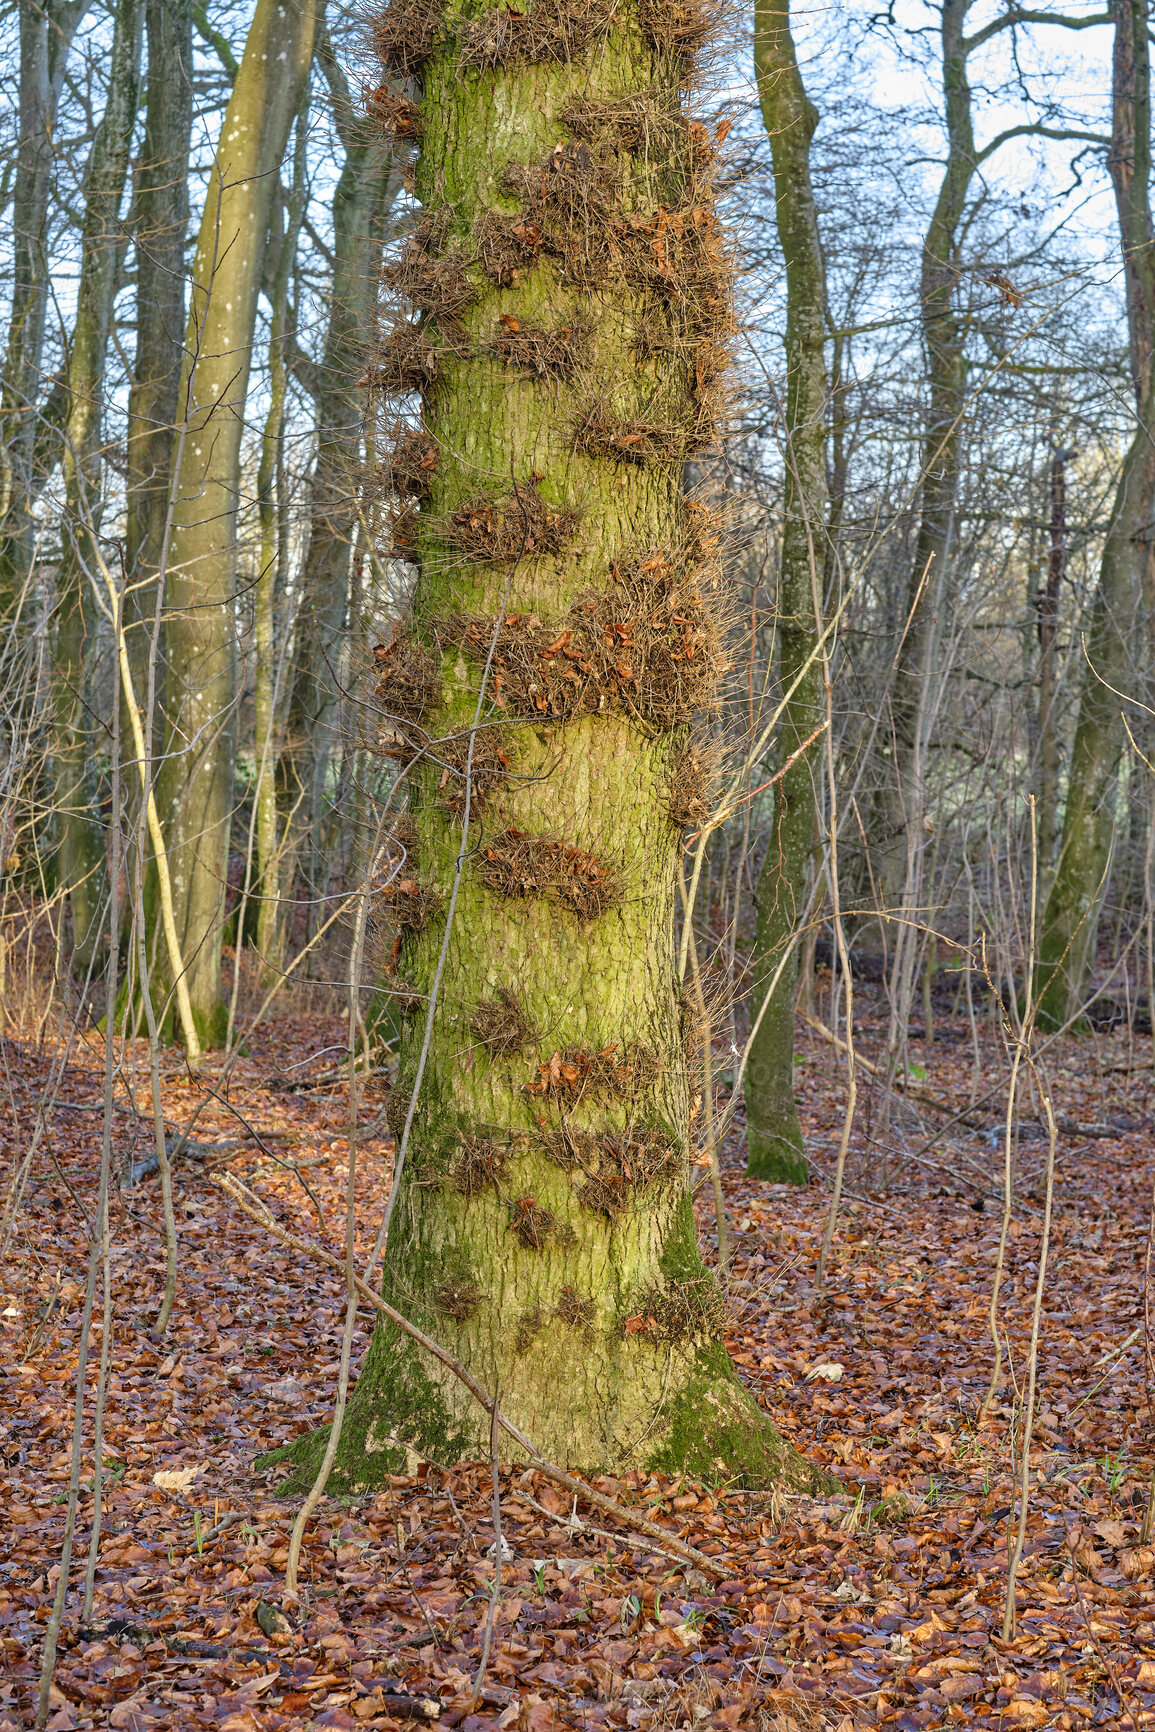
(1, 988, 1154, 1731)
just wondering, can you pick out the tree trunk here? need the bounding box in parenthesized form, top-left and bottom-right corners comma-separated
(149, 0, 317, 1046)
(124, 0, 194, 740)
(55, 0, 143, 973)
(253, 91, 311, 981)
(877, 0, 974, 911)
(743, 0, 826, 1184)
(278, 0, 828, 1489)
(0, 0, 93, 615)
(1037, 0, 1155, 1028)
(1036, 446, 1069, 878)
(282, 30, 399, 956)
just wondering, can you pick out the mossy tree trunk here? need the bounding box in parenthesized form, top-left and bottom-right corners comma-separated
(285, 0, 829, 1490)
(1037, 0, 1155, 1028)
(148, 0, 316, 1046)
(743, 0, 826, 1185)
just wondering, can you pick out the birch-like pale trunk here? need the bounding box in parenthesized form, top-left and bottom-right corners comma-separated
(148, 0, 317, 1046)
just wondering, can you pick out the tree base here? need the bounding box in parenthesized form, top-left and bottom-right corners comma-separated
(258, 1326, 839, 1499)
(107, 978, 231, 1050)
(746, 1124, 808, 1184)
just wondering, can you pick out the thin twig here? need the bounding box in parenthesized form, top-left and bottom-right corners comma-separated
(473, 1391, 503, 1704)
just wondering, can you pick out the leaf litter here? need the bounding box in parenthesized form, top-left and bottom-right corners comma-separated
(1, 996, 1154, 1731)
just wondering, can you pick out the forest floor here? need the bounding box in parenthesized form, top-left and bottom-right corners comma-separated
(1, 977, 1154, 1732)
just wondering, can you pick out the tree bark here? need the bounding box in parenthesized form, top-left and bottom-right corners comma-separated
(1037, 0, 1155, 1028)
(277, 0, 828, 1488)
(124, 0, 194, 734)
(253, 90, 311, 980)
(149, 0, 317, 1046)
(0, 0, 94, 615)
(282, 29, 398, 957)
(55, 0, 142, 973)
(743, 0, 826, 1184)
(877, 0, 974, 912)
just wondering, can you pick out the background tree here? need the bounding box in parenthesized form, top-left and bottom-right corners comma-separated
(742, 0, 827, 1185)
(146, 0, 317, 1045)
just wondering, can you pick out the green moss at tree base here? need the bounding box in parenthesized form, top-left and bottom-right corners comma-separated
(645, 1341, 838, 1492)
(257, 1318, 471, 1497)
(746, 1124, 808, 1185)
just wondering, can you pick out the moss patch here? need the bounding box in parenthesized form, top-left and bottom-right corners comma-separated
(645, 1342, 840, 1494)
(259, 1318, 471, 1496)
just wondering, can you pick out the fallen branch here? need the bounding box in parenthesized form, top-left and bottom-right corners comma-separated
(213, 1172, 728, 1579)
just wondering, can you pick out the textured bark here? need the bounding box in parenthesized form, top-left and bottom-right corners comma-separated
(55, 0, 143, 970)
(282, 34, 398, 957)
(877, 0, 974, 907)
(1037, 0, 1155, 1028)
(0, 0, 93, 614)
(123, 0, 194, 734)
(279, 0, 828, 1490)
(253, 92, 310, 980)
(744, 0, 826, 1184)
(150, 0, 317, 1045)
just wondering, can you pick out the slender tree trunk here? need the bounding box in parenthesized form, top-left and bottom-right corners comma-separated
(878, 0, 974, 911)
(253, 91, 310, 980)
(0, 0, 94, 615)
(744, 0, 826, 1183)
(149, 0, 317, 1046)
(278, 0, 828, 1488)
(56, 0, 142, 973)
(124, 0, 194, 735)
(282, 30, 398, 954)
(1037, 0, 1155, 1028)
(1036, 446, 1069, 877)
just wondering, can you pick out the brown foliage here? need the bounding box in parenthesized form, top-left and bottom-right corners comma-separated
(555, 1284, 596, 1330)
(372, 633, 440, 724)
(471, 986, 536, 1056)
(574, 403, 698, 465)
(370, 323, 440, 395)
(625, 1274, 726, 1344)
(377, 427, 440, 498)
(508, 1195, 570, 1250)
(452, 1134, 509, 1196)
(565, 1129, 681, 1218)
(366, 82, 424, 140)
(479, 828, 622, 921)
(525, 1042, 660, 1102)
(489, 312, 590, 379)
(376, 874, 442, 934)
(636, 0, 725, 62)
(369, 0, 443, 75)
(456, 549, 727, 728)
(433, 1277, 481, 1321)
(459, 0, 618, 68)
(475, 142, 732, 336)
(667, 737, 717, 829)
(441, 478, 580, 563)
(382, 218, 475, 333)
(430, 725, 514, 811)
(561, 93, 716, 168)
